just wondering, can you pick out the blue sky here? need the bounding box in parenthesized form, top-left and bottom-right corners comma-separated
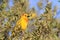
(8, 0, 14, 8)
(9, 0, 60, 19)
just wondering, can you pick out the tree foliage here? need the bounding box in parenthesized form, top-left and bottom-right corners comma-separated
(0, 0, 60, 40)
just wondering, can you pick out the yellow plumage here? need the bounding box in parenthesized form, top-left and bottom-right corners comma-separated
(11, 13, 37, 37)
(15, 13, 28, 30)
(11, 13, 28, 37)
(16, 14, 28, 30)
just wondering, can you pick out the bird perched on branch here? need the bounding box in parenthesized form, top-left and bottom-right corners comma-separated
(11, 13, 37, 38)
(16, 13, 29, 30)
(11, 13, 29, 37)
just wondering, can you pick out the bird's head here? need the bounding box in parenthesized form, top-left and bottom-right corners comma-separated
(21, 13, 29, 17)
(21, 13, 37, 20)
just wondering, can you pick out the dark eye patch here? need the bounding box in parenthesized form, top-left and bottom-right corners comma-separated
(25, 15, 27, 16)
(27, 16, 29, 17)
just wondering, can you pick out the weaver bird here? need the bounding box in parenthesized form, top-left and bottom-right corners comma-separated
(16, 13, 29, 30)
(11, 13, 37, 37)
(11, 13, 29, 37)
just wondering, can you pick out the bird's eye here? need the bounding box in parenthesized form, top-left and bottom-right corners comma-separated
(25, 15, 26, 16)
(25, 15, 27, 16)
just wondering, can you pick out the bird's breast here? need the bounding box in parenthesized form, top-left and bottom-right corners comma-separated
(24, 17, 28, 22)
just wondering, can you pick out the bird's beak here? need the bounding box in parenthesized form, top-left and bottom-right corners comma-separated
(27, 15, 30, 17)
(27, 15, 30, 20)
(27, 14, 30, 17)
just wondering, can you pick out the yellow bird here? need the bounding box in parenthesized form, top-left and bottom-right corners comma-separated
(11, 13, 37, 37)
(11, 13, 29, 37)
(16, 13, 28, 30)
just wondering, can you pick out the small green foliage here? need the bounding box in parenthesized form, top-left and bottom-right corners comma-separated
(0, 0, 60, 40)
